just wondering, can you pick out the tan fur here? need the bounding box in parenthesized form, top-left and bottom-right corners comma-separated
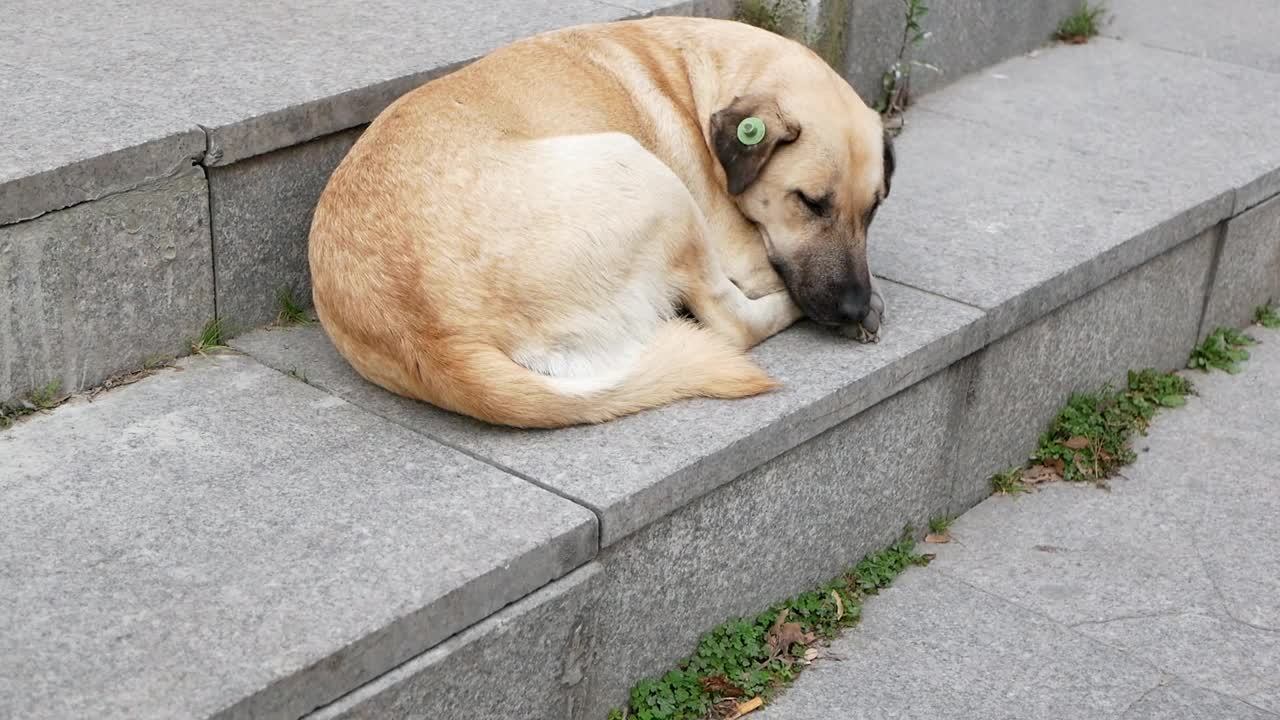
(309, 17, 888, 428)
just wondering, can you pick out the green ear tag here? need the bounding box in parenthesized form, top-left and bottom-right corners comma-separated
(737, 116, 766, 146)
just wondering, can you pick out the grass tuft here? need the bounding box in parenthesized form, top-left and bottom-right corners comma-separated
(0, 379, 66, 430)
(1188, 327, 1256, 374)
(277, 286, 313, 325)
(1255, 303, 1280, 329)
(607, 531, 928, 720)
(1055, 2, 1106, 43)
(927, 516, 953, 535)
(991, 468, 1028, 496)
(191, 318, 228, 355)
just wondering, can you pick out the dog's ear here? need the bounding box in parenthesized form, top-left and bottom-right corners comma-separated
(710, 95, 800, 195)
(882, 129, 896, 198)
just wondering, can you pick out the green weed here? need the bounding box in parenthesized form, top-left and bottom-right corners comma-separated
(1030, 370, 1193, 485)
(878, 0, 934, 117)
(1255, 303, 1280, 329)
(1056, 2, 1107, 43)
(607, 532, 928, 720)
(1189, 327, 1256, 374)
(0, 379, 65, 430)
(990, 468, 1028, 496)
(277, 286, 313, 325)
(191, 318, 228, 355)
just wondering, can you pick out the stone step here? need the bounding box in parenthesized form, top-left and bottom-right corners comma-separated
(0, 0, 1081, 405)
(3, 1, 1280, 719)
(0, 353, 596, 720)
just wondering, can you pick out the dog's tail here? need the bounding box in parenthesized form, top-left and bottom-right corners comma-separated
(432, 319, 777, 429)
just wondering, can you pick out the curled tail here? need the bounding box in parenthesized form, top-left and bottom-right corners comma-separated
(432, 319, 777, 428)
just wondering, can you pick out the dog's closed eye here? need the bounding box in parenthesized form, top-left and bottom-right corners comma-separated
(794, 190, 831, 218)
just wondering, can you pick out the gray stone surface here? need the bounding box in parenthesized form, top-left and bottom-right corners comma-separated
(758, 569, 1162, 720)
(232, 279, 986, 546)
(308, 566, 604, 720)
(0, 167, 214, 404)
(210, 128, 362, 331)
(908, 0, 1079, 97)
(842, 0, 905, 103)
(944, 230, 1215, 514)
(0, 0, 645, 166)
(916, 38, 1280, 212)
(1107, 0, 1280, 75)
(1122, 681, 1280, 720)
(0, 353, 597, 720)
(0, 60, 205, 225)
(870, 107, 1232, 344)
(1201, 194, 1280, 336)
(1075, 613, 1280, 701)
(579, 367, 962, 717)
(759, 326, 1280, 718)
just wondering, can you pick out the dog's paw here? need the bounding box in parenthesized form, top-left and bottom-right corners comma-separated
(839, 287, 886, 344)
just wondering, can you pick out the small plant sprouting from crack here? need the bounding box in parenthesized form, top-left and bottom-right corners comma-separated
(1030, 370, 1193, 486)
(988, 369, 1194, 493)
(1055, 2, 1107, 44)
(1255, 302, 1280, 329)
(277, 285, 313, 326)
(990, 468, 1028, 496)
(1, 379, 67, 430)
(191, 318, 229, 355)
(877, 0, 938, 123)
(1188, 327, 1256, 374)
(606, 530, 929, 720)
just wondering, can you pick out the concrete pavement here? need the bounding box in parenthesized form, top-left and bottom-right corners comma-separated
(761, 325, 1280, 719)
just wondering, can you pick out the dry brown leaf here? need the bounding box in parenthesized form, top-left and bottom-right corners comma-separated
(1063, 436, 1090, 450)
(766, 621, 814, 658)
(725, 697, 764, 720)
(700, 675, 744, 698)
(1021, 464, 1061, 485)
(831, 590, 844, 621)
(1046, 457, 1066, 474)
(924, 532, 951, 544)
(803, 648, 819, 662)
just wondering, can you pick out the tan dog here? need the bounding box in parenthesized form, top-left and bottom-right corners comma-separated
(309, 16, 894, 428)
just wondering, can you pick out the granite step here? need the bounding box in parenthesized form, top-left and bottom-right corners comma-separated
(0, 0, 1080, 405)
(0, 352, 596, 720)
(3, 1, 1280, 719)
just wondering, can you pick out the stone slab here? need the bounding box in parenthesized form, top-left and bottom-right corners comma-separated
(757, 568, 1161, 719)
(0, 60, 205, 225)
(210, 128, 362, 331)
(1075, 613, 1280, 701)
(943, 230, 1215, 514)
(906, 0, 1079, 98)
(578, 366, 963, 717)
(1133, 326, 1280, 632)
(0, 166, 214, 404)
(1201, 194, 1280, 336)
(0, 353, 597, 720)
(916, 38, 1280, 212)
(0, 0, 646, 167)
(308, 565, 603, 720)
(1107, 0, 1280, 75)
(927, 482, 1224, 628)
(1122, 681, 1280, 720)
(870, 103, 1232, 345)
(231, 279, 985, 546)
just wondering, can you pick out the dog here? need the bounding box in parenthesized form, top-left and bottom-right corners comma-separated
(308, 16, 895, 429)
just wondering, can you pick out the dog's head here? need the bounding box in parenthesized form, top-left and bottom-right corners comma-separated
(710, 68, 894, 330)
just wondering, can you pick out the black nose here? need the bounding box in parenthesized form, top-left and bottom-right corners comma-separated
(833, 289, 871, 326)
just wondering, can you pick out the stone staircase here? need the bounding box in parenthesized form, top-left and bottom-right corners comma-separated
(3, 1, 1279, 718)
